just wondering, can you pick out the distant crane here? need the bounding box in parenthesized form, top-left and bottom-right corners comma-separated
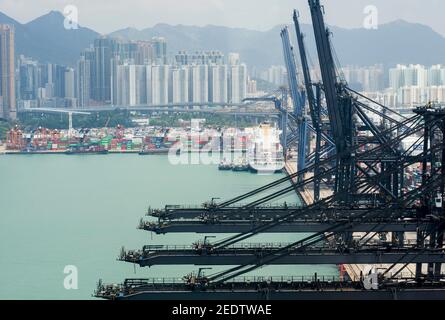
(24, 108, 91, 138)
(280, 26, 308, 182)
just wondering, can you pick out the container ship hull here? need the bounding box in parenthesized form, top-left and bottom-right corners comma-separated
(65, 150, 108, 155)
(138, 148, 171, 155)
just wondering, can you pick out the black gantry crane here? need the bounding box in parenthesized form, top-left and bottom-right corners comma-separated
(95, 0, 445, 300)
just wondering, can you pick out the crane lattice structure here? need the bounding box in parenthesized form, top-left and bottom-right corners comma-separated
(95, 0, 445, 300)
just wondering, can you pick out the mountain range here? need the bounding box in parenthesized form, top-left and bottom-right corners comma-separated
(0, 11, 98, 66)
(1, 10, 445, 69)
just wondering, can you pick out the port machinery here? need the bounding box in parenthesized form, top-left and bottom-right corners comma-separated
(95, 0, 445, 300)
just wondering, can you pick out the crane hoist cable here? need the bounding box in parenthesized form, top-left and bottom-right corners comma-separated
(347, 87, 408, 121)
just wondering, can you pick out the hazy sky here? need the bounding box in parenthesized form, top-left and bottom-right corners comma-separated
(1, 0, 444, 36)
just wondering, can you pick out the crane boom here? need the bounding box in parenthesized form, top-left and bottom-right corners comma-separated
(280, 27, 308, 177)
(308, 0, 345, 151)
(293, 10, 318, 130)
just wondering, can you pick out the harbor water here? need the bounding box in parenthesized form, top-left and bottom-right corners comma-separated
(0, 154, 338, 300)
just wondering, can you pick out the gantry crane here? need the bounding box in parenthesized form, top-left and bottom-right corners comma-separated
(96, 0, 445, 300)
(280, 27, 308, 182)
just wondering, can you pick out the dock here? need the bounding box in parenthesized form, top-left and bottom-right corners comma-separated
(284, 161, 332, 204)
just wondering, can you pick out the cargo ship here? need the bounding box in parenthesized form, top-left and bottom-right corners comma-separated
(247, 122, 285, 174)
(138, 148, 171, 155)
(65, 144, 108, 155)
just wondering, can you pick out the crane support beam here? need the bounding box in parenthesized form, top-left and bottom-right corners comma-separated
(124, 251, 445, 267)
(96, 287, 445, 301)
(142, 220, 432, 234)
(150, 207, 417, 220)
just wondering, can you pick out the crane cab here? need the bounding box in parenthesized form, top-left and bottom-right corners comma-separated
(435, 194, 443, 208)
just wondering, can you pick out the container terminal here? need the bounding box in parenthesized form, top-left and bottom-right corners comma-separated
(95, 0, 445, 300)
(3, 124, 255, 155)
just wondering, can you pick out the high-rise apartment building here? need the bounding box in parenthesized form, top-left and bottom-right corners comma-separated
(134, 41, 154, 65)
(64, 68, 75, 99)
(152, 37, 167, 65)
(151, 65, 169, 105)
(208, 65, 228, 103)
(18, 56, 39, 101)
(0, 24, 16, 120)
(247, 78, 258, 95)
(261, 65, 287, 87)
(389, 64, 428, 91)
(116, 64, 148, 106)
(228, 64, 247, 103)
(63, 68, 76, 108)
(77, 56, 91, 108)
(171, 66, 189, 104)
(228, 53, 240, 66)
(175, 51, 224, 66)
(93, 38, 118, 102)
(342, 64, 384, 92)
(190, 65, 208, 103)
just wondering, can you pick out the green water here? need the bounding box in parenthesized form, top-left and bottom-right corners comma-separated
(0, 154, 337, 300)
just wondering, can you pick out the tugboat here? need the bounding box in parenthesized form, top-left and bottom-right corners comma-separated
(232, 158, 249, 172)
(218, 159, 233, 171)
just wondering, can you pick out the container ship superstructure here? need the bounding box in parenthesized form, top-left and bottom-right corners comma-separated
(247, 122, 285, 174)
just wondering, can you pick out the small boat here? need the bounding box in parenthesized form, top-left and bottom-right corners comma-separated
(232, 158, 249, 172)
(218, 160, 233, 171)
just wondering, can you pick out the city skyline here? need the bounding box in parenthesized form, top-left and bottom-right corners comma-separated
(1, 0, 445, 37)
(12, 24, 445, 111)
(14, 35, 251, 110)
